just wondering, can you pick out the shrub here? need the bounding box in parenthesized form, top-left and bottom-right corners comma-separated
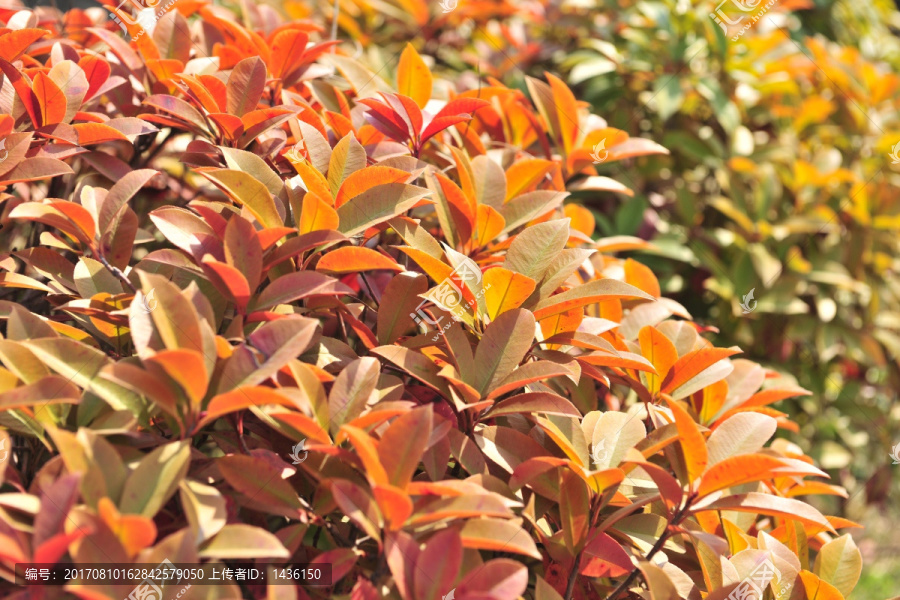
(0, 3, 863, 600)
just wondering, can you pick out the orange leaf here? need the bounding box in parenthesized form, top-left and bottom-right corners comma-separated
(269, 29, 309, 79)
(32, 72, 66, 127)
(299, 192, 340, 234)
(0, 29, 47, 62)
(483, 267, 536, 320)
(72, 123, 129, 145)
(292, 160, 333, 203)
(339, 425, 390, 487)
(201, 257, 252, 311)
(396, 247, 453, 284)
(316, 247, 403, 274)
(144, 348, 208, 409)
(474, 204, 505, 246)
(663, 396, 708, 484)
(433, 171, 476, 246)
(698, 454, 812, 497)
(546, 72, 580, 156)
(97, 498, 157, 557)
(564, 203, 595, 237)
(661, 347, 742, 395)
(269, 412, 332, 445)
(639, 325, 678, 394)
(624, 258, 661, 298)
(200, 387, 302, 429)
(335, 166, 409, 208)
(798, 571, 843, 600)
(505, 158, 556, 201)
(373, 483, 413, 531)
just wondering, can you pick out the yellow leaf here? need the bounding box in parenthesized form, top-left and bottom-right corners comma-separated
(397, 43, 432, 109)
(483, 267, 537, 320)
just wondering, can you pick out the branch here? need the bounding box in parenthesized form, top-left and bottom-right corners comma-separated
(97, 255, 137, 293)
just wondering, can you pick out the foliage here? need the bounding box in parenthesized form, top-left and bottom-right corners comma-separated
(327, 0, 900, 519)
(0, 1, 866, 599)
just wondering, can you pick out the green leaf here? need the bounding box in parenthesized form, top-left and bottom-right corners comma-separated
(200, 168, 283, 229)
(179, 479, 227, 544)
(377, 405, 432, 489)
(220, 147, 284, 196)
(473, 309, 536, 395)
(328, 356, 380, 432)
(327, 133, 367, 197)
(199, 524, 290, 559)
(22, 338, 144, 415)
(559, 469, 590, 554)
(337, 183, 431, 236)
(504, 219, 569, 281)
(119, 440, 190, 517)
(813, 534, 862, 597)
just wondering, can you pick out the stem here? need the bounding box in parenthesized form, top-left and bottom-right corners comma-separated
(604, 496, 693, 600)
(97, 254, 137, 293)
(330, 0, 339, 49)
(565, 549, 583, 600)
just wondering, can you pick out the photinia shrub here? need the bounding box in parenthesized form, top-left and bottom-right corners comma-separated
(0, 2, 863, 600)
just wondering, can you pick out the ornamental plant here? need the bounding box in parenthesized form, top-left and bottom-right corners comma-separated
(0, 2, 863, 600)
